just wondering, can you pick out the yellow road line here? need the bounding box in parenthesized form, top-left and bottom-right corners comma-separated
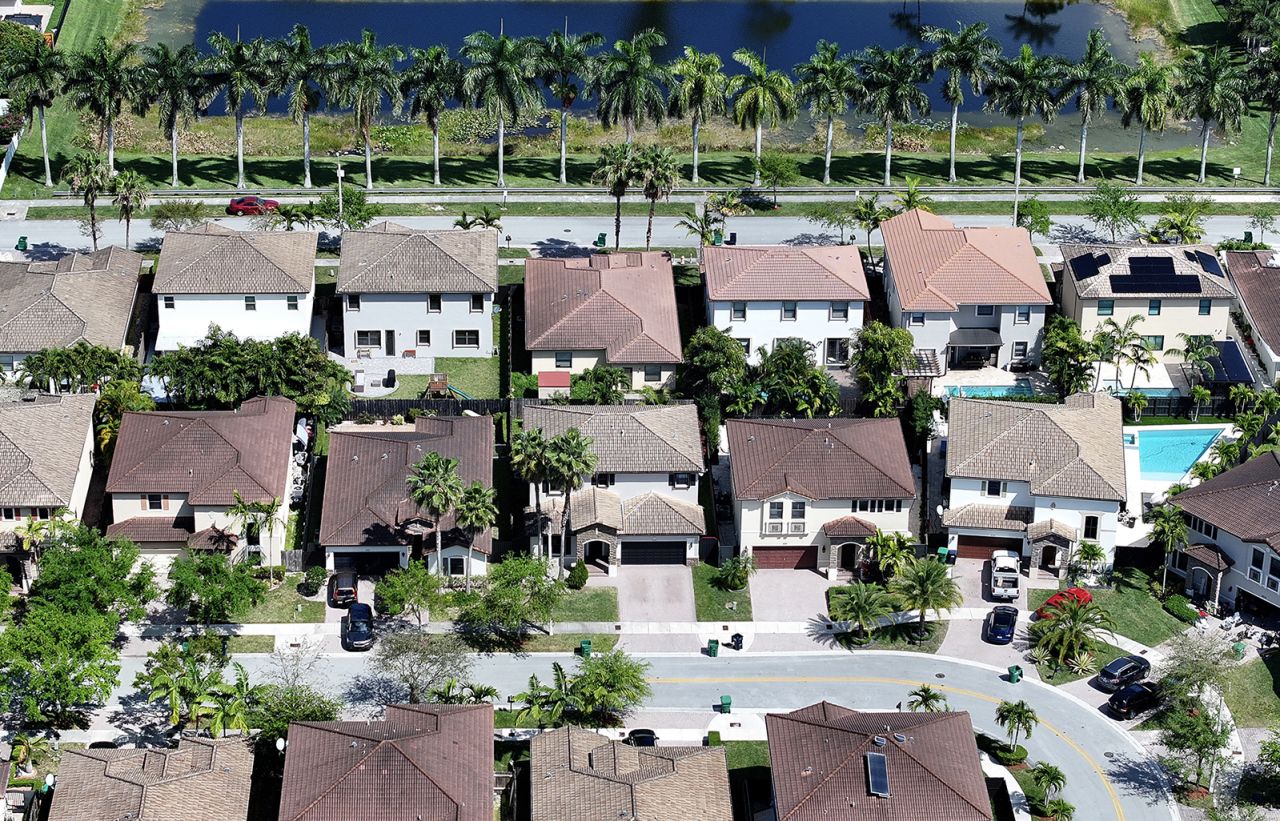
(649, 674, 1125, 821)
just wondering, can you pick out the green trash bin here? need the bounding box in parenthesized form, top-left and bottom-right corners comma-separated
(15, 236, 26, 251)
(720, 694, 732, 714)
(580, 639, 592, 658)
(1245, 230, 1255, 244)
(1233, 641, 1246, 660)
(1008, 664, 1023, 683)
(708, 639, 719, 658)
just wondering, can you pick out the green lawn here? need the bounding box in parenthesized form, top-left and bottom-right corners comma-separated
(1092, 568, 1189, 648)
(1127, 415, 1235, 426)
(434, 353, 500, 399)
(1224, 655, 1280, 727)
(723, 740, 771, 771)
(1035, 640, 1132, 686)
(692, 562, 752, 621)
(841, 621, 949, 654)
(519, 632, 618, 653)
(227, 634, 275, 654)
(551, 587, 619, 622)
(383, 375, 432, 400)
(238, 576, 325, 624)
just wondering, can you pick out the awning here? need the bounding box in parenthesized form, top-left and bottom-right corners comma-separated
(1207, 340, 1253, 385)
(949, 328, 1003, 347)
(1183, 543, 1233, 572)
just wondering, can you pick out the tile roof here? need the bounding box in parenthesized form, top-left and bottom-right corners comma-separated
(1027, 518, 1079, 543)
(49, 737, 253, 821)
(106, 396, 296, 505)
(942, 504, 1034, 532)
(702, 245, 869, 301)
(337, 223, 498, 294)
(530, 727, 732, 821)
(524, 253, 682, 365)
(0, 246, 141, 352)
(945, 393, 1127, 502)
(106, 516, 196, 544)
(523, 404, 703, 474)
(1184, 543, 1233, 572)
(1062, 243, 1234, 300)
(278, 703, 493, 821)
(155, 224, 316, 294)
(823, 514, 878, 538)
(546, 489, 705, 537)
(320, 416, 495, 551)
(881, 209, 1049, 311)
(766, 702, 991, 821)
(0, 394, 94, 507)
(1173, 452, 1280, 550)
(1226, 251, 1280, 353)
(727, 418, 915, 502)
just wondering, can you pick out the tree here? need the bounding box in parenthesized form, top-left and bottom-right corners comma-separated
(166, 552, 267, 623)
(851, 195, 894, 264)
(453, 206, 502, 230)
(375, 559, 442, 627)
(1169, 331, 1218, 386)
(247, 682, 340, 747)
(267, 203, 317, 232)
(571, 650, 652, 725)
(907, 684, 949, 712)
(110, 169, 149, 249)
(1180, 47, 1247, 184)
(135, 640, 227, 730)
(795, 40, 861, 185)
(207, 661, 258, 737)
(1042, 315, 1094, 398)
(1076, 540, 1105, 576)
(594, 28, 669, 144)
(2, 37, 64, 187)
(592, 143, 637, 250)
(728, 48, 796, 185)
(888, 557, 962, 636)
(149, 199, 207, 232)
(63, 37, 138, 174)
(994, 699, 1038, 749)
(1253, 47, 1280, 187)
(270, 25, 332, 189)
(1189, 384, 1212, 422)
(1064, 29, 1125, 183)
(1146, 503, 1188, 589)
(459, 555, 565, 638)
(1084, 180, 1141, 242)
(1248, 206, 1277, 244)
(754, 151, 799, 206)
(18, 340, 142, 393)
(1118, 52, 1178, 185)
(9, 733, 52, 775)
(984, 46, 1066, 224)
(1029, 761, 1067, 798)
(893, 176, 934, 213)
(545, 429, 599, 578)
(635, 144, 680, 249)
(570, 364, 629, 404)
(677, 326, 749, 399)
(406, 451, 464, 574)
(462, 29, 541, 187)
(511, 425, 551, 557)
(921, 23, 999, 183)
(455, 481, 497, 592)
(752, 338, 841, 418)
(204, 33, 270, 190)
(314, 183, 382, 231)
(805, 201, 859, 244)
(1159, 631, 1233, 703)
(668, 47, 728, 184)
(1230, 384, 1259, 415)
(0, 605, 121, 724)
(518, 662, 575, 727)
(28, 524, 155, 621)
(1126, 390, 1149, 422)
(858, 44, 931, 186)
(1018, 195, 1053, 237)
(1029, 598, 1115, 666)
(866, 530, 914, 578)
(330, 30, 404, 190)
(537, 29, 603, 184)
(1160, 697, 1230, 789)
(61, 151, 110, 251)
(1045, 799, 1076, 821)
(850, 321, 915, 417)
(828, 581, 893, 641)
(373, 631, 472, 704)
(141, 43, 214, 188)
(428, 679, 500, 704)
(1149, 192, 1211, 243)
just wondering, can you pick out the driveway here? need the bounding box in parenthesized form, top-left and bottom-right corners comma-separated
(953, 557, 1028, 609)
(937, 608, 1041, 680)
(617, 566, 695, 622)
(325, 577, 376, 624)
(749, 569, 835, 622)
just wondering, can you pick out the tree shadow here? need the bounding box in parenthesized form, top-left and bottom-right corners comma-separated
(104, 689, 172, 741)
(531, 238, 592, 259)
(341, 673, 402, 718)
(1051, 223, 1105, 244)
(780, 232, 839, 247)
(1106, 751, 1177, 805)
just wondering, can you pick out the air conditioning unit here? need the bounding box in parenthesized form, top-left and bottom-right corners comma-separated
(788, 521, 807, 534)
(763, 522, 784, 535)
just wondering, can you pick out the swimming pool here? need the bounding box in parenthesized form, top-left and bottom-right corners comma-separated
(1135, 427, 1223, 481)
(945, 380, 1035, 398)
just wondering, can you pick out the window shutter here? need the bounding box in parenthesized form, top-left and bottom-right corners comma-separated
(162, 495, 170, 511)
(140, 494, 146, 511)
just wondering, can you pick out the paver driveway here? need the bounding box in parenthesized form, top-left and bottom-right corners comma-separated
(749, 569, 835, 622)
(617, 565, 695, 622)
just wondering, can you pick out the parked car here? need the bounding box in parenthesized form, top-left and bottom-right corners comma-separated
(989, 550, 1020, 601)
(328, 570, 358, 608)
(1035, 586, 1093, 618)
(984, 605, 1020, 645)
(1097, 654, 1152, 692)
(625, 729, 659, 747)
(342, 602, 376, 651)
(1108, 681, 1160, 719)
(225, 195, 278, 216)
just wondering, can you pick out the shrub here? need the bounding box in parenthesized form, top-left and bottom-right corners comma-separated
(707, 730, 723, 746)
(251, 564, 287, 581)
(299, 566, 328, 597)
(994, 744, 1028, 766)
(715, 555, 758, 591)
(1217, 239, 1271, 251)
(390, 414, 405, 426)
(0, 110, 25, 145)
(566, 560, 588, 591)
(1163, 593, 1200, 623)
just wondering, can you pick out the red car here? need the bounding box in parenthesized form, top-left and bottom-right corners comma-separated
(225, 196, 279, 216)
(1035, 587, 1093, 618)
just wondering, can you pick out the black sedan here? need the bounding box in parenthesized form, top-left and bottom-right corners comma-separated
(984, 605, 1019, 645)
(1098, 654, 1152, 692)
(1108, 681, 1160, 719)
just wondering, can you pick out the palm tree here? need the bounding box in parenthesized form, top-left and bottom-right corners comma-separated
(594, 29, 670, 144)
(462, 29, 541, 187)
(994, 699, 1038, 750)
(1064, 30, 1125, 184)
(867, 530, 914, 578)
(1190, 385, 1212, 422)
(10, 734, 52, 775)
(591, 143, 637, 250)
(1251, 47, 1280, 186)
(1098, 316, 1143, 387)
(1230, 384, 1258, 415)
(795, 41, 861, 185)
(545, 429, 598, 578)
(406, 451, 464, 575)
(635, 145, 679, 250)
(63, 37, 139, 174)
(894, 176, 934, 213)
(331, 30, 404, 190)
(1029, 598, 1115, 666)
(728, 48, 796, 186)
(852, 195, 894, 265)
(511, 425, 549, 555)
(455, 481, 497, 592)
(537, 29, 603, 184)
(204, 33, 270, 190)
(1170, 332, 1218, 386)
(888, 557, 962, 636)
(1180, 47, 1248, 184)
(518, 662, 574, 727)
(858, 45, 931, 187)
(676, 203, 723, 252)
(668, 47, 729, 184)
(922, 23, 1000, 183)
(1126, 390, 1149, 422)
(1029, 761, 1067, 799)
(141, 43, 213, 188)
(62, 152, 110, 252)
(110, 170, 149, 249)
(401, 45, 463, 186)
(828, 581, 893, 640)
(1045, 799, 1076, 821)
(270, 24, 331, 188)
(1118, 52, 1178, 185)
(273, 203, 316, 231)
(206, 661, 257, 737)
(1076, 540, 1105, 575)
(1, 38, 65, 187)
(984, 46, 1067, 224)
(906, 684, 949, 712)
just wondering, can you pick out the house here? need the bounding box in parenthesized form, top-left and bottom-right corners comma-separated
(0, 246, 142, 377)
(880, 209, 1049, 375)
(1225, 250, 1280, 384)
(277, 703, 492, 821)
(525, 253, 682, 391)
(0, 393, 97, 592)
(104, 396, 296, 565)
(522, 404, 705, 573)
(153, 224, 315, 351)
(766, 702, 992, 821)
(49, 738, 254, 821)
(702, 245, 869, 365)
(319, 415, 494, 577)
(529, 727, 732, 821)
(1061, 244, 1235, 369)
(726, 417, 916, 575)
(1168, 452, 1280, 614)
(943, 393, 1127, 572)
(337, 223, 498, 361)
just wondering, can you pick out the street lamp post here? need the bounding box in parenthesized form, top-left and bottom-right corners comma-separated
(336, 163, 345, 229)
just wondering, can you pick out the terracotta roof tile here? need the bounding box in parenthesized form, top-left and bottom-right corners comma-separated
(0, 246, 141, 352)
(337, 223, 498, 294)
(1226, 251, 1280, 353)
(156, 224, 316, 294)
(942, 504, 1034, 531)
(823, 514, 878, 538)
(622, 492, 705, 535)
(1173, 452, 1280, 550)
(703, 245, 868, 300)
(523, 404, 703, 474)
(106, 516, 196, 543)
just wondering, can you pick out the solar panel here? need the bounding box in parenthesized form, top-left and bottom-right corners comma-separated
(1195, 250, 1225, 277)
(866, 752, 891, 798)
(1071, 253, 1100, 281)
(1108, 274, 1203, 294)
(1128, 256, 1176, 276)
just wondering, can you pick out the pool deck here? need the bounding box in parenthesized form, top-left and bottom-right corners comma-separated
(934, 366, 1055, 397)
(1120, 423, 1236, 531)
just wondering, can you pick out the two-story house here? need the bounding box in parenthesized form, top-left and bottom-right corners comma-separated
(943, 393, 1128, 573)
(726, 418, 916, 576)
(0, 246, 142, 376)
(701, 245, 868, 365)
(337, 223, 498, 361)
(319, 415, 495, 578)
(525, 253, 682, 391)
(1225, 250, 1280, 385)
(104, 396, 296, 566)
(881, 209, 1050, 375)
(153, 225, 315, 352)
(522, 404, 705, 574)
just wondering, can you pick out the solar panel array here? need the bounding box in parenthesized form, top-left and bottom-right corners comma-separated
(1070, 252, 1111, 280)
(1128, 256, 1175, 276)
(1195, 250, 1225, 277)
(866, 752, 891, 797)
(1108, 274, 1203, 294)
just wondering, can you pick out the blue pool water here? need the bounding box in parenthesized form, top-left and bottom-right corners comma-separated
(945, 380, 1035, 398)
(1136, 428, 1222, 481)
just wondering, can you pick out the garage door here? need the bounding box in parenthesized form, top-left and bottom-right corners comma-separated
(332, 551, 402, 574)
(754, 545, 819, 570)
(955, 536, 1022, 561)
(620, 541, 687, 565)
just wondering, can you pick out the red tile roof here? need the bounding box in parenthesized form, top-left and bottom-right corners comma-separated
(702, 245, 869, 301)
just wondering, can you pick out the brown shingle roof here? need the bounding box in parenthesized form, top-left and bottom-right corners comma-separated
(337, 223, 498, 294)
(766, 702, 992, 821)
(702, 245, 869, 301)
(1063, 243, 1233, 300)
(0, 394, 94, 507)
(945, 393, 1126, 502)
(727, 418, 915, 502)
(523, 404, 703, 474)
(155, 224, 316, 294)
(622, 492, 705, 535)
(105, 396, 296, 505)
(49, 737, 253, 821)
(0, 246, 141, 352)
(881, 209, 1049, 311)
(1226, 251, 1280, 353)
(524, 253, 682, 364)
(278, 703, 493, 821)
(319, 416, 495, 551)
(1173, 452, 1280, 550)
(530, 727, 732, 821)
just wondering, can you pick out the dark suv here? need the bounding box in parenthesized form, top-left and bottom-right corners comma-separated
(328, 570, 358, 608)
(342, 602, 375, 651)
(1108, 681, 1160, 719)
(1097, 654, 1151, 692)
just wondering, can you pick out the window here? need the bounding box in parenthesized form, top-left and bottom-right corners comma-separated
(347, 294, 360, 311)
(768, 501, 784, 519)
(781, 301, 797, 321)
(669, 472, 695, 488)
(33, 507, 51, 521)
(470, 294, 484, 313)
(593, 473, 616, 488)
(735, 338, 751, 355)
(1097, 299, 1114, 316)
(830, 302, 849, 321)
(1251, 548, 1266, 584)
(1141, 334, 1165, 352)
(244, 295, 256, 311)
(854, 499, 903, 513)
(453, 330, 480, 348)
(445, 556, 465, 576)
(146, 494, 164, 511)
(908, 312, 925, 327)
(1015, 305, 1031, 324)
(1013, 341, 1029, 360)
(0, 356, 12, 373)
(825, 338, 850, 365)
(541, 480, 562, 497)
(427, 294, 442, 313)
(984, 480, 1004, 498)
(1269, 555, 1280, 592)
(287, 295, 299, 311)
(549, 534, 563, 556)
(1148, 299, 1162, 316)
(976, 305, 995, 317)
(1083, 515, 1099, 541)
(643, 364, 663, 383)
(0, 507, 15, 521)
(791, 501, 806, 519)
(355, 330, 382, 348)
(162, 296, 175, 310)
(1188, 514, 1218, 541)
(731, 302, 747, 321)
(416, 330, 431, 347)
(1199, 298, 1212, 316)
(554, 351, 573, 369)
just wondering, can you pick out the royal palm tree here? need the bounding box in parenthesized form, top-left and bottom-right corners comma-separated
(1180, 47, 1248, 184)
(984, 46, 1067, 224)
(455, 481, 497, 592)
(591, 143, 637, 250)
(270, 24, 331, 188)
(922, 22, 1000, 182)
(635, 145, 679, 250)
(331, 30, 404, 190)
(795, 40, 861, 185)
(668, 47, 729, 184)
(461, 29, 541, 187)
(2, 38, 65, 186)
(888, 557, 962, 636)
(141, 43, 213, 188)
(1146, 503, 1188, 589)
(1250, 46, 1280, 186)
(907, 684, 949, 712)
(1029, 761, 1067, 799)
(728, 48, 796, 186)
(852, 194, 894, 265)
(828, 581, 893, 641)
(594, 29, 670, 144)
(1029, 598, 1115, 667)
(994, 699, 1038, 750)
(858, 45, 931, 187)
(63, 37, 139, 174)
(204, 33, 271, 189)
(1118, 52, 1178, 185)
(1169, 332, 1218, 386)
(1064, 29, 1126, 183)
(509, 428, 549, 541)
(406, 451, 464, 575)
(401, 45, 464, 186)
(545, 429, 598, 578)
(537, 28, 603, 183)
(110, 169, 149, 249)
(61, 151, 110, 251)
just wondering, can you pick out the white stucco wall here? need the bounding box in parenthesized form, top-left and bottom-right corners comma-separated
(735, 493, 912, 551)
(343, 291, 494, 359)
(531, 472, 701, 508)
(528, 350, 676, 390)
(1068, 293, 1231, 362)
(156, 290, 314, 350)
(947, 477, 1121, 560)
(706, 299, 864, 363)
(1170, 527, 1276, 609)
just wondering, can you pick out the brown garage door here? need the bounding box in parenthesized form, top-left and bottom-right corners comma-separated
(955, 536, 1023, 560)
(754, 545, 819, 570)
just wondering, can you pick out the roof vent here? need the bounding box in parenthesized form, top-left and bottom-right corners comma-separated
(352, 454, 359, 461)
(893, 733, 906, 743)
(381, 453, 388, 460)
(801, 766, 814, 777)
(872, 736, 887, 747)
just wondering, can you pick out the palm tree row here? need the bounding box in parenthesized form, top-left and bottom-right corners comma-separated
(0, 24, 1271, 191)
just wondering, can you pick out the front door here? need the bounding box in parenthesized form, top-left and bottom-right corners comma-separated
(826, 338, 850, 366)
(385, 329, 396, 357)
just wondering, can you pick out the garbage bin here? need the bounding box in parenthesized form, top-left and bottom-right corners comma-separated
(580, 639, 592, 658)
(15, 236, 26, 251)
(1008, 664, 1023, 683)
(707, 639, 719, 658)
(1245, 230, 1254, 244)
(1233, 641, 1246, 660)
(720, 694, 732, 714)
(730, 633, 744, 651)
